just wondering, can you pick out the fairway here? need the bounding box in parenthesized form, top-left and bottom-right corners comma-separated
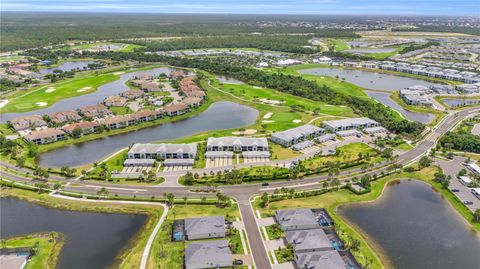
(2, 73, 118, 113)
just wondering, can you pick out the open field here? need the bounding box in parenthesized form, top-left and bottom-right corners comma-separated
(4, 233, 64, 269)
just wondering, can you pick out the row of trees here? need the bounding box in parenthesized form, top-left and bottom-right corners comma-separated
(439, 132, 480, 153)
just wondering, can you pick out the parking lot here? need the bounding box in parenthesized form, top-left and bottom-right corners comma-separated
(205, 157, 233, 168)
(300, 145, 322, 154)
(243, 157, 269, 164)
(163, 165, 192, 172)
(121, 166, 152, 173)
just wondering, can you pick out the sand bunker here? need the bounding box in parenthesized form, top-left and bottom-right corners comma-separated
(77, 86, 92, 92)
(232, 129, 257, 135)
(113, 72, 125, 75)
(262, 120, 275, 123)
(260, 98, 284, 105)
(0, 99, 9, 109)
(36, 102, 47, 107)
(45, 87, 56, 93)
(293, 119, 302, 123)
(263, 112, 273, 119)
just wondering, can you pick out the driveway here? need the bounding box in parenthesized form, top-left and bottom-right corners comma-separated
(265, 239, 286, 251)
(272, 262, 294, 269)
(257, 217, 276, 227)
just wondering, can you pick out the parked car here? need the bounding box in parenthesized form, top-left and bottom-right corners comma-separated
(451, 189, 460, 192)
(463, 201, 473, 205)
(261, 182, 269, 186)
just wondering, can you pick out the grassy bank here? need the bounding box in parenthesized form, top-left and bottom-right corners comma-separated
(0, 187, 164, 269)
(4, 232, 64, 269)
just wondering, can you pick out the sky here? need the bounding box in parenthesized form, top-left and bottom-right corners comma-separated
(2, 0, 479, 16)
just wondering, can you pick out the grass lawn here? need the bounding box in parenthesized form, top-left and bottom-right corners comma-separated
(265, 224, 284, 240)
(110, 106, 133, 115)
(394, 142, 414, 151)
(148, 203, 240, 268)
(4, 233, 64, 269)
(270, 143, 301, 160)
(2, 73, 118, 113)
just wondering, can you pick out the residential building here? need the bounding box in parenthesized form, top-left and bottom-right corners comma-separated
(123, 159, 155, 167)
(206, 137, 268, 152)
(459, 176, 472, 186)
(322, 117, 379, 132)
(135, 74, 154, 81)
(103, 95, 128, 107)
(168, 70, 186, 79)
(185, 216, 225, 240)
(24, 128, 66, 144)
(131, 109, 163, 122)
(62, 121, 100, 136)
(127, 143, 197, 159)
(402, 94, 432, 106)
(164, 103, 187, 116)
(275, 209, 319, 231)
(183, 96, 203, 108)
(78, 104, 112, 118)
(121, 89, 145, 100)
(100, 115, 135, 129)
(184, 240, 233, 269)
(48, 110, 82, 124)
(141, 82, 161, 92)
(286, 229, 333, 253)
(295, 250, 350, 269)
(271, 125, 325, 147)
(466, 162, 480, 175)
(10, 115, 47, 131)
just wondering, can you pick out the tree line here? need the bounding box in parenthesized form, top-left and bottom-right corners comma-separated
(439, 132, 480, 153)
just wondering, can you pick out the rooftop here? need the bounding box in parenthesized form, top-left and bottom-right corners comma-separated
(286, 229, 332, 252)
(185, 240, 232, 269)
(185, 216, 225, 237)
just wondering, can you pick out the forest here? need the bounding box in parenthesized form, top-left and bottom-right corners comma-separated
(1, 13, 358, 52)
(439, 132, 480, 153)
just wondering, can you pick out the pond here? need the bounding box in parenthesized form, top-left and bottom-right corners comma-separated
(299, 67, 442, 91)
(36, 61, 97, 76)
(443, 98, 480, 107)
(364, 90, 434, 124)
(39, 101, 259, 167)
(1, 67, 177, 123)
(216, 75, 244, 84)
(340, 180, 480, 269)
(0, 198, 146, 269)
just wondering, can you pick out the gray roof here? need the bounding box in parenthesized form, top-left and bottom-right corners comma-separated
(123, 159, 155, 166)
(185, 216, 225, 237)
(323, 117, 378, 129)
(207, 137, 268, 148)
(314, 134, 336, 143)
(295, 250, 347, 269)
(128, 143, 197, 156)
(185, 240, 232, 269)
(205, 151, 234, 158)
(271, 125, 324, 142)
(163, 159, 195, 166)
(242, 151, 271, 157)
(286, 229, 332, 252)
(275, 209, 318, 229)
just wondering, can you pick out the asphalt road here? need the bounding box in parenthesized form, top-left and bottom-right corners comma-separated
(1, 106, 479, 269)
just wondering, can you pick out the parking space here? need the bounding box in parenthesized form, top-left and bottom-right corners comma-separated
(121, 166, 151, 173)
(205, 157, 233, 168)
(163, 165, 192, 172)
(243, 157, 270, 164)
(300, 145, 322, 154)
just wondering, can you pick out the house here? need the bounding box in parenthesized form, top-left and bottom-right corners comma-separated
(123, 159, 155, 167)
(363, 126, 387, 135)
(121, 89, 144, 100)
(78, 104, 112, 118)
(271, 125, 324, 147)
(466, 162, 480, 176)
(185, 216, 225, 240)
(62, 121, 100, 136)
(295, 250, 350, 269)
(10, 115, 47, 131)
(179, 77, 206, 99)
(275, 209, 319, 231)
(164, 103, 187, 116)
(24, 128, 66, 144)
(100, 115, 135, 129)
(314, 134, 336, 143)
(458, 176, 472, 186)
(131, 79, 149, 87)
(206, 137, 269, 152)
(168, 70, 186, 79)
(127, 143, 197, 160)
(48, 110, 82, 124)
(141, 82, 160, 92)
(135, 74, 154, 81)
(131, 110, 163, 122)
(183, 96, 203, 108)
(103, 95, 128, 107)
(343, 62, 359, 68)
(322, 117, 379, 132)
(184, 240, 233, 269)
(286, 229, 334, 253)
(402, 94, 432, 106)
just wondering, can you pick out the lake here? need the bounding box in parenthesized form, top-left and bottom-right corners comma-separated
(216, 75, 244, 84)
(37, 61, 96, 76)
(1, 67, 178, 123)
(365, 90, 434, 124)
(39, 101, 259, 167)
(340, 180, 480, 269)
(299, 67, 442, 91)
(443, 98, 480, 107)
(0, 198, 146, 269)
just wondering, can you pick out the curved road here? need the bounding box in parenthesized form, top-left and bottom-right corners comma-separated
(1, 106, 479, 269)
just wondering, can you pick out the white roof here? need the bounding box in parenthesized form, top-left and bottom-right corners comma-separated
(271, 125, 323, 142)
(467, 163, 480, 174)
(459, 176, 472, 184)
(207, 137, 268, 148)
